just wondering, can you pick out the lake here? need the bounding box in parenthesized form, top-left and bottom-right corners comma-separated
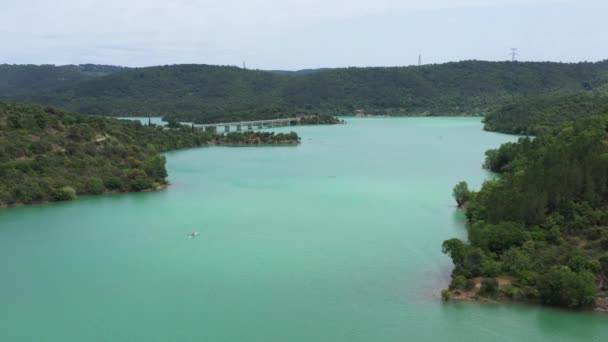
(1, 117, 606, 341)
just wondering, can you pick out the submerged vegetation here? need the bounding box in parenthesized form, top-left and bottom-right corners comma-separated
(0, 102, 299, 207)
(443, 112, 608, 309)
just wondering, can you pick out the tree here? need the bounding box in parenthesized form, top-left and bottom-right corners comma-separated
(453, 181, 471, 207)
(125, 169, 152, 191)
(442, 238, 468, 264)
(87, 177, 105, 195)
(538, 266, 597, 308)
(143, 156, 167, 180)
(166, 119, 182, 129)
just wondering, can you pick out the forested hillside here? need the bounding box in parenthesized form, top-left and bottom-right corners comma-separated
(7, 61, 608, 123)
(0, 64, 128, 97)
(443, 113, 608, 309)
(483, 92, 608, 135)
(0, 102, 299, 206)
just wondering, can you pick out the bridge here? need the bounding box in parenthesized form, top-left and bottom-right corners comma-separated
(198, 117, 301, 133)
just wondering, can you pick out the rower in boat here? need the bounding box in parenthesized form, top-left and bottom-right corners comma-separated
(186, 232, 200, 239)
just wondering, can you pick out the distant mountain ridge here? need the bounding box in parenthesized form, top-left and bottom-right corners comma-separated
(267, 68, 330, 75)
(3, 60, 608, 124)
(0, 64, 129, 97)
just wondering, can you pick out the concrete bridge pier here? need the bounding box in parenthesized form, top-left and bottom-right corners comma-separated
(248, 123, 253, 130)
(236, 124, 242, 132)
(224, 125, 230, 133)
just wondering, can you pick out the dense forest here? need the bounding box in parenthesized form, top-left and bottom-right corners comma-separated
(299, 114, 345, 125)
(0, 64, 127, 97)
(0, 102, 299, 207)
(484, 91, 608, 135)
(443, 113, 608, 309)
(5, 61, 608, 123)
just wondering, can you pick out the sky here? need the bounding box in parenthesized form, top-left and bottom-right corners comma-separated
(0, 0, 606, 69)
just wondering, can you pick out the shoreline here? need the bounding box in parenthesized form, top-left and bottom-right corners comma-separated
(442, 277, 608, 313)
(0, 183, 170, 209)
(445, 292, 608, 314)
(0, 139, 300, 210)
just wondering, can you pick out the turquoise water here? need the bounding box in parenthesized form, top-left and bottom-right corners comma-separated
(0, 117, 606, 341)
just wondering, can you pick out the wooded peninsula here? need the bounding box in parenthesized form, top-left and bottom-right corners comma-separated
(443, 111, 608, 310)
(0, 102, 299, 207)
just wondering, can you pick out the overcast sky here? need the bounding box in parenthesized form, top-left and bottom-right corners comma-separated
(0, 0, 605, 69)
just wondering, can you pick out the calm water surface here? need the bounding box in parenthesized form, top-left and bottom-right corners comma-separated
(1, 117, 606, 341)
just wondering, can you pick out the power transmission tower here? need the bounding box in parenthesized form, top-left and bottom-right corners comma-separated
(242, 61, 246, 69)
(510, 48, 518, 62)
(418, 54, 422, 66)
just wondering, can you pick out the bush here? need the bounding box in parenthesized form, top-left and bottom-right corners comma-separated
(142, 156, 167, 180)
(451, 275, 468, 290)
(479, 278, 499, 297)
(465, 278, 476, 291)
(600, 238, 608, 250)
(441, 289, 451, 301)
(87, 177, 105, 195)
(538, 266, 597, 308)
(501, 284, 521, 299)
(103, 176, 123, 191)
(54, 186, 77, 201)
(481, 258, 502, 277)
(125, 169, 152, 191)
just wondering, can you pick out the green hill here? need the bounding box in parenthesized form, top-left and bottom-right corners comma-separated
(483, 92, 608, 135)
(0, 64, 128, 97)
(7, 61, 608, 123)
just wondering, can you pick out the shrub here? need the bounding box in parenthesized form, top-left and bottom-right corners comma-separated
(479, 278, 499, 297)
(465, 278, 476, 291)
(501, 284, 521, 299)
(538, 266, 597, 308)
(104, 176, 123, 191)
(125, 169, 152, 191)
(54, 186, 77, 201)
(87, 177, 105, 195)
(451, 275, 467, 290)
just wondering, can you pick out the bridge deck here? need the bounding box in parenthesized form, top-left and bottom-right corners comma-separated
(197, 117, 301, 133)
(199, 117, 300, 127)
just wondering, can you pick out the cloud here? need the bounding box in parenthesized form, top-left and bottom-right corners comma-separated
(0, 0, 600, 68)
(0, 0, 571, 35)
